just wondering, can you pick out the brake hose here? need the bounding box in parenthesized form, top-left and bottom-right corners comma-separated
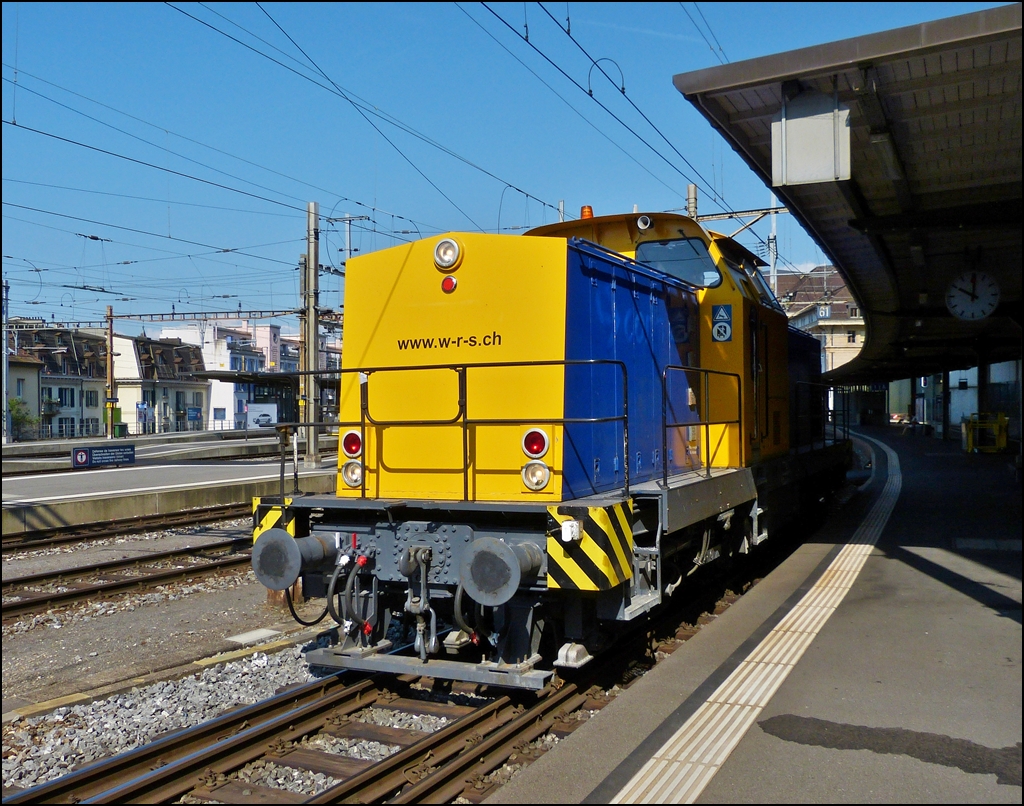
(285, 585, 329, 627)
(325, 562, 350, 627)
(343, 561, 368, 632)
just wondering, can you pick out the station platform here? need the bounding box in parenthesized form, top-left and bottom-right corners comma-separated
(1, 429, 337, 475)
(488, 426, 1022, 803)
(2, 457, 337, 536)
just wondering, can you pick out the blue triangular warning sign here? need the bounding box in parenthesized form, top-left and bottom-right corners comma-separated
(713, 305, 731, 322)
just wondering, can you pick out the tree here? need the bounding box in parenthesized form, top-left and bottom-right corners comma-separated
(8, 397, 38, 441)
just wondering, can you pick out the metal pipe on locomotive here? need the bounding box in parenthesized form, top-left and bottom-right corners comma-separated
(251, 209, 851, 689)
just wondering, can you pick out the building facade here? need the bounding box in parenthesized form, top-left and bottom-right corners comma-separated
(10, 325, 109, 438)
(159, 322, 265, 430)
(776, 265, 866, 373)
(113, 334, 208, 434)
(7, 353, 43, 440)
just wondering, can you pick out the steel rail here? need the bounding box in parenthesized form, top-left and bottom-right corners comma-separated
(304, 694, 519, 804)
(84, 677, 384, 804)
(2, 503, 251, 554)
(1, 674, 369, 805)
(2, 553, 252, 620)
(389, 683, 586, 803)
(2, 537, 250, 592)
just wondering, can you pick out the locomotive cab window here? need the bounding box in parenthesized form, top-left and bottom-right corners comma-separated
(743, 263, 785, 312)
(635, 237, 721, 288)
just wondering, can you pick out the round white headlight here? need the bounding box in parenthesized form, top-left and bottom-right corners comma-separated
(521, 460, 551, 491)
(341, 460, 363, 488)
(434, 238, 462, 270)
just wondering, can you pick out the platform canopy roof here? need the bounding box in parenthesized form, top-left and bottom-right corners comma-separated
(673, 4, 1021, 383)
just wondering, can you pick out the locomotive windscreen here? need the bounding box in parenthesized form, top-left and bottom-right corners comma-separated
(635, 238, 722, 288)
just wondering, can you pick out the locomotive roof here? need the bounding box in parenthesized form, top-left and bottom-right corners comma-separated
(525, 211, 708, 255)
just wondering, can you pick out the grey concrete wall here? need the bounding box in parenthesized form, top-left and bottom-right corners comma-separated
(2, 473, 336, 536)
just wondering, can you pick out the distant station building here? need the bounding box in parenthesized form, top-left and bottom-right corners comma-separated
(5, 321, 208, 440)
(160, 322, 266, 431)
(776, 265, 866, 374)
(113, 333, 208, 435)
(7, 322, 110, 439)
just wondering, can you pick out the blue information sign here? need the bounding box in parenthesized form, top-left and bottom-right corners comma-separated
(71, 445, 136, 469)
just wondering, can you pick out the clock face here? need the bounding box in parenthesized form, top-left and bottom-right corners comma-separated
(945, 271, 1000, 321)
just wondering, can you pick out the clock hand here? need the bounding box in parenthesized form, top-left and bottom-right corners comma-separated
(954, 286, 978, 301)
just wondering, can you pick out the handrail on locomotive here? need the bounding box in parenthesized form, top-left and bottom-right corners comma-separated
(266, 370, 852, 499)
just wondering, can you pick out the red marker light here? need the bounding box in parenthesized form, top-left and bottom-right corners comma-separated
(362, 622, 373, 636)
(356, 555, 368, 567)
(342, 430, 362, 457)
(522, 429, 548, 458)
(441, 275, 457, 293)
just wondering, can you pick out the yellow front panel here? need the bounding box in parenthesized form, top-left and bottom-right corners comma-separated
(338, 234, 569, 500)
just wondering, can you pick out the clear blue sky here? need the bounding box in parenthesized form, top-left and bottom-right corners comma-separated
(1, 2, 1007, 335)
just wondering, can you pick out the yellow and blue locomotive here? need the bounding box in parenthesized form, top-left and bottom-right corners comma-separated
(251, 209, 850, 689)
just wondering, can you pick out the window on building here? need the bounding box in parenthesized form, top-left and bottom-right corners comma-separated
(143, 389, 156, 406)
(193, 391, 204, 407)
(175, 391, 187, 411)
(847, 330, 856, 344)
(58, 387, 75, 408)
(849, 306, 859, 318)
(214, 408, 226, 420)
(16, 379, 25, 398)
(85, 390, 99, 408)
(57, 416, 76, 438)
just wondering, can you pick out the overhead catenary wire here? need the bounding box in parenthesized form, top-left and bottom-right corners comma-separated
(456, 2, 683, 202)
(3, 202, 297, 266)
(2, 120, 308, 216)
(535, 3, 727, 211)
(255, 2, 483, 232)
(678, 2, 728, 65)
(692, 3, 730, 63)
(482, 3, 727, 214)
(1, 62, 443, 236)
(3, 178, 300, 219)
(165, 2, 565, 228)
(531, 4, 802, 274)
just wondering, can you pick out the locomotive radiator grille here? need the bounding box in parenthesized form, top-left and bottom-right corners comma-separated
(546, 500, 634, 590)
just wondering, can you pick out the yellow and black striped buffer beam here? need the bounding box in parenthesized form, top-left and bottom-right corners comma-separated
(252, 497, 296, 543)
(546, 500, 634, 591)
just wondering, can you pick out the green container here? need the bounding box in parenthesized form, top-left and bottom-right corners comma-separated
(112, 423, 128, 438)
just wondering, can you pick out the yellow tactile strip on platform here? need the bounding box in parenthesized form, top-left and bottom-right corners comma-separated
(612, 437, 902, 804)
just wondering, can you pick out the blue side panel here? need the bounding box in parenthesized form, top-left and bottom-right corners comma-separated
(562, 241, 701, 499)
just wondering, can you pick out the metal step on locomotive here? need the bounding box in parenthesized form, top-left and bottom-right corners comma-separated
(251, 207, 851, 689)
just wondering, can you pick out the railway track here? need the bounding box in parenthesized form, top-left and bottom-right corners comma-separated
(2, 484, 857, 801)
(2, 537, 252, 621)
(4, 671, 600, 804)
(1, 503, 251, 555)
